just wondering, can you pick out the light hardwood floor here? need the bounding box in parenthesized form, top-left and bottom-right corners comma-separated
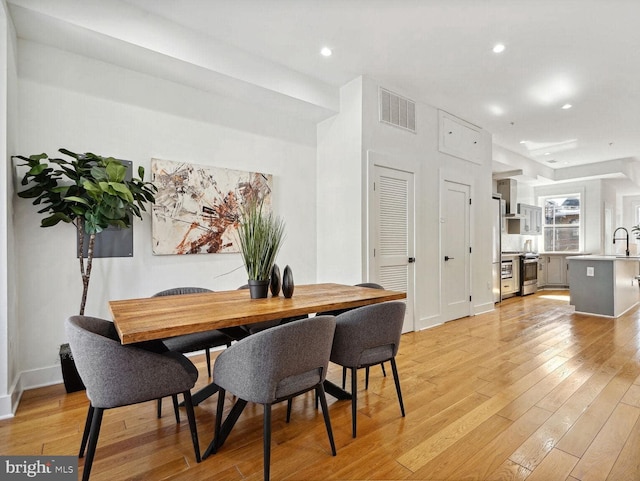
(2, 290, 639, 480)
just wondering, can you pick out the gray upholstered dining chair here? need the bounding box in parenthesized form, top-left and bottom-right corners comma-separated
(318, 283, 388, 388)
(65, 315, 201, 481)
(154, 287, 233, 377)
(330, 301, 406, 437)
(204, 315, 337, 481)
(153, 287, 233, 420)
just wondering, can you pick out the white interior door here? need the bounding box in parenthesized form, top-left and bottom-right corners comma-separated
(442, 180, 471, 321)
(370, 164, 415, 333)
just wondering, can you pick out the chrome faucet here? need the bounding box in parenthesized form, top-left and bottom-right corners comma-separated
(613, 227, 630, 256)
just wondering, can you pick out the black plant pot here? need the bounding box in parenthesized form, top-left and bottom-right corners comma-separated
(59, 343, 85, 393)
(248, 279, 270, 299)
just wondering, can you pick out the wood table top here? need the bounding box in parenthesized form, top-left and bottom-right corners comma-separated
(109, 283, 406, 344)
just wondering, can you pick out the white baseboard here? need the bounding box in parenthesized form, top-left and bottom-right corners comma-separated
(0, 372, 27, 419)
(474, 301, 496, 315)
(0, 393, 15, 419)
(417, 314, 443, 331)
(0, 364, 66, 418)
(20, 364, 63, 390)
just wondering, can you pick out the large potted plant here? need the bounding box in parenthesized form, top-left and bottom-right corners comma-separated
(237, 199, 285, 298)
(14, 148, 157, 390)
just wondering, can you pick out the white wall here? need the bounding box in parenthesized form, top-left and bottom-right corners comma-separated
(0, 0, 10, 415)
(0, 0, 19, 418)
(622, 195, 640, 230)
(363, 78, 495, 325)
(12, 40, 319, 394)
(601, 181, 618, 255)
(316, 77, 364, 284)
(319, 76, 495, 330)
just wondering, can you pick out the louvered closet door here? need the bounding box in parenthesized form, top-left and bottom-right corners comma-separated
(373, 165, 415, 333)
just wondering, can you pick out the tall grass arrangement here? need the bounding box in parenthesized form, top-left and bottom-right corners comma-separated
(237, 199, 285, 281)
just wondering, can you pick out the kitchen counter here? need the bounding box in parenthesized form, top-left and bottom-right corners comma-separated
(540, 252, 591, 256)
(567, 256, 640, 317)
(501, 252, 523, 258)
(568, 255, 640, 261)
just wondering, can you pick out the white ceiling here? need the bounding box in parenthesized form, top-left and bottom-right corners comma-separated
(8, 0, 640, 179)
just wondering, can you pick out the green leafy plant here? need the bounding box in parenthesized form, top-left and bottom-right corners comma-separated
(237, 199, 285, 282)
(14, 148, 157, 314)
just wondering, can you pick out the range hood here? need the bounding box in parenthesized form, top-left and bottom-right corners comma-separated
(496, 179, 523, 217)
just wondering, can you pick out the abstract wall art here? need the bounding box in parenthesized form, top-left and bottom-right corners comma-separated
(151, 158, 272, 255)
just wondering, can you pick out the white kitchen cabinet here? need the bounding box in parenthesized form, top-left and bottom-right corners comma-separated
(502, 277, 515, 295)
(532, 206, 542, 234)
(507, 204, 542, 235)
(544, 255, 569, 286)
(537, 258, 546, 287)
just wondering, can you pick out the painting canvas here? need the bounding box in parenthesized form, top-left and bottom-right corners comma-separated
(151, 158, 272, 255)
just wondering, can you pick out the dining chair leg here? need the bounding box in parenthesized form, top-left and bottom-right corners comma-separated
(365, 363, 386, 389)
(342, 366, 347, 389)
(263, 403, 272, 481)
(350, 367, 358, 438)
(286, 399, 292, 423)
(157, 395, 180, 422)
(183, 390, 201, 462)
(82, 406, 104, 481)
(205, 348, 212, 377)
(172, 394, 181, 423)
(316, 385, 337, 455)
(79, 404, 94, 458)
(390, 357, 405, 417)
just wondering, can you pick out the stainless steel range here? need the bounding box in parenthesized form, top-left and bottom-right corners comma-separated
(520, 253, 539, 296)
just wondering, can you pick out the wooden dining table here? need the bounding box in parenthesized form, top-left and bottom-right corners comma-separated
(109, 283, 406, 345)
(109, 282, 406, 455)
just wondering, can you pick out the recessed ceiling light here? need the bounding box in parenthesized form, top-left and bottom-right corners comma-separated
(489, 105, 504, 116)
(492, 44, 506, 53)
(520, 140, 528, 144)
(561, 103, 572, 109)
(320, 47, 332, 57)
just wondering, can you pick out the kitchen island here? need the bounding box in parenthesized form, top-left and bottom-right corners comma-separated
(568, 255, 640, 317)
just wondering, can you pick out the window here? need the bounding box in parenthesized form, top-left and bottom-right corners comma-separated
(542, 194, 580, 252)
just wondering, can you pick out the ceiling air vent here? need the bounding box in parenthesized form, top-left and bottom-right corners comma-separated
(379, 88, 416, 133)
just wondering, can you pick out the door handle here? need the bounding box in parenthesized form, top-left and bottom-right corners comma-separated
(444, 256, 454, 261)
(408, 257, 416, 263)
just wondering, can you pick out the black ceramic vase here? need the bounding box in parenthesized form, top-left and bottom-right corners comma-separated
(270, 264, 281, 297)
(282, 265, 294, 298)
